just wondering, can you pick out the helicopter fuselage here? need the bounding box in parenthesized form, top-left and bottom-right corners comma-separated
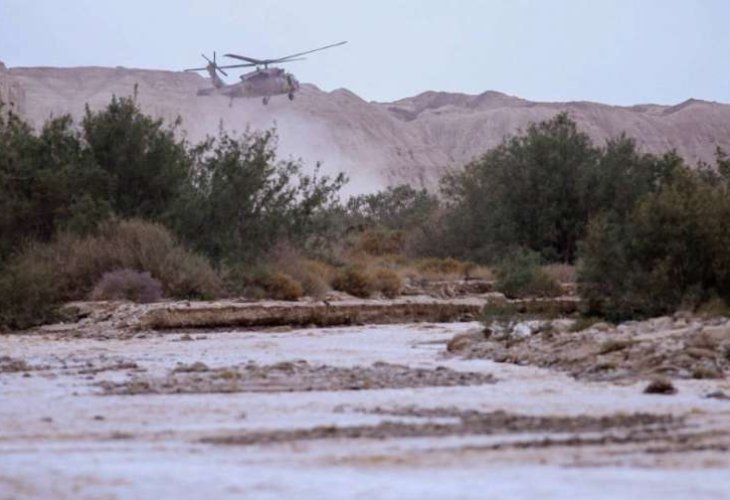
(186, 42, 345, 105)
(197, 66, 299, 104)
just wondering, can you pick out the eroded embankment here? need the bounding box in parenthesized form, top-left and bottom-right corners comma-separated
(139, 299, 483, 330)
(136, 296, 580, 331)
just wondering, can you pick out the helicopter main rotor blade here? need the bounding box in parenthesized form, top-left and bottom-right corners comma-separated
(269, 41, 347, 63)
(224, 54, 266, 64)
(218, 57, 307, 69)
(224, 42, 345, 66)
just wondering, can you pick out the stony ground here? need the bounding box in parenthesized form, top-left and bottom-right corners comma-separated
(2, 318, 730, 499)
(454, 314, 730, 382)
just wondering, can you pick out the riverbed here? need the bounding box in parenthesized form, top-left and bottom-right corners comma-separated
(2, 322, 729, 499)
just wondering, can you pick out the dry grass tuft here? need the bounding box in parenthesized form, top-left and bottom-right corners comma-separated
(371, 268, 402, 298)
(332, 267, 374, 298)
(355, 229, 405, 256)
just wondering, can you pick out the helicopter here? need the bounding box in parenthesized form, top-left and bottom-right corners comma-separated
(185, 41, 347, 105)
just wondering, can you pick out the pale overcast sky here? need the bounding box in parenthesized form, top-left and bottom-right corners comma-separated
(2, 0, 729, 104)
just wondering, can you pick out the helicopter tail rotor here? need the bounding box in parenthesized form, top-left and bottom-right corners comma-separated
(185, 51, 228, 77)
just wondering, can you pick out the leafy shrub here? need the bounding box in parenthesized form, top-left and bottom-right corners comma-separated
(569, 316, 604, 332)
(578, 162, 730, 320)
(90, 269, 163, 303)
(480, 300, 520, 330)
(345, 185, 439, 231)
(82, 95, 192, 221)
(438, 115, 676, 264)
(171, 129, 346, 265)
(0, 113, 111, 261)
(494, 249, 561, 299)
(695, 297, 730, 318)
(332, 266, 374, 298)
(0, 249, 60, 330)
(543, 264, 576, 283)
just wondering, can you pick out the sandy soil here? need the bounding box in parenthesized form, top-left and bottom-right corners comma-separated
(2, 321, 730, 499)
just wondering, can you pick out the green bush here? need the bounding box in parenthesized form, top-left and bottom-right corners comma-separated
(578, 161, 730, 320)
(494, 249, 561, 299)
(170, 129, 346, 265)
(438, 115, 676, 264)
(0, 249, 60, 330)
(345, 185, 439, 231)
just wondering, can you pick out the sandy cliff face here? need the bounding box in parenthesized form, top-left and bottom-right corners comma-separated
(0, 62, 25, 115)
(3, 65, 730, 192)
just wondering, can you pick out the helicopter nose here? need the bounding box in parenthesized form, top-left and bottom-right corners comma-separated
(288, 75, 300, 90)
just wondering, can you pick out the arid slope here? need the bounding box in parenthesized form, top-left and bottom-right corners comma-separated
(3, 63, 730, 191)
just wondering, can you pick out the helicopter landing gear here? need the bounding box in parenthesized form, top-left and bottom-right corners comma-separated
(288, 92, 295, 101)
(262, 96, 270, 105)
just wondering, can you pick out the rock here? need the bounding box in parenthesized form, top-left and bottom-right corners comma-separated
(685, 347, 719, 359)
(673, 318, 688, 329)
(643, 377, 677, 395)
(650, 316, 673, 332)
(702, 325, 730, 345)
(706, 391, 730, 400)
(673, 310, 695, 321)
(495, 320, 551, 340)
(551, 319, 575, 333)
(691, 363, 723, 380)
(173, 361, 210, 373)
(483, 292, 509, 307)
(447, 330, 484, 352)
(590, 322, 613, 332)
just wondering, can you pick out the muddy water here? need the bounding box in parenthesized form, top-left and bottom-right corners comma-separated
(1, 322, 730, 499)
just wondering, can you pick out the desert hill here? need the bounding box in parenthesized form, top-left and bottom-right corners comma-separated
(2, 63, 730, 192)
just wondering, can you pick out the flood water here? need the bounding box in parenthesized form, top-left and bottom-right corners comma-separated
(1, 323, 729, 499)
